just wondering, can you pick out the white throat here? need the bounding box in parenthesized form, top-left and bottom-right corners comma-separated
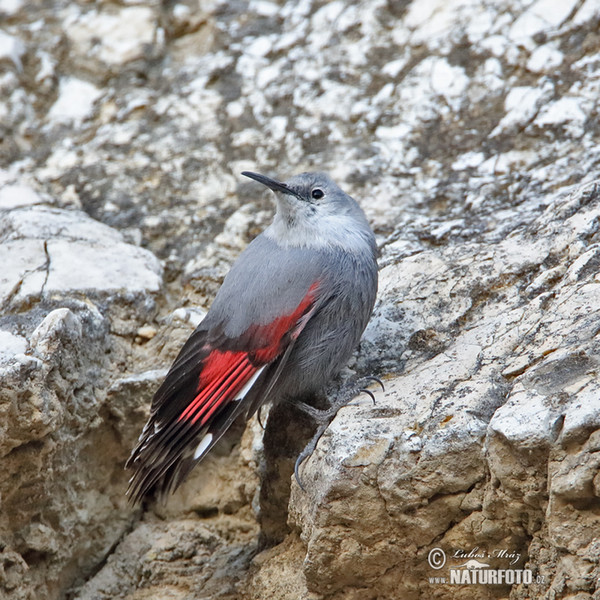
(264, 212, 373, 253)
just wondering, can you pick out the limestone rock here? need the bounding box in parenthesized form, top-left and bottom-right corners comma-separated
(274, 182, 600, 598)
(0, 192, 164, 599)
(65, 5, 163, 69)
(1, 203, 162, 309)
(2, 0, 600, 598)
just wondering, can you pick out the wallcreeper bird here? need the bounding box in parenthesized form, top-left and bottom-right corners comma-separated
(127, 171, 379, 502)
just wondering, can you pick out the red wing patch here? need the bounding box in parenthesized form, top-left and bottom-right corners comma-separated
(127, 280, 322, 501)
(250, 280, 320, 362)
(179, 350, 257, 425)
(178, 280, 320, 424)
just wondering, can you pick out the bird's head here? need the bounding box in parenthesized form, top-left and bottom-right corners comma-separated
(241, 171, 374, 251)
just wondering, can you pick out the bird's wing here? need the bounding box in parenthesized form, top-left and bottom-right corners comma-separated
(126, 281, 321, 503)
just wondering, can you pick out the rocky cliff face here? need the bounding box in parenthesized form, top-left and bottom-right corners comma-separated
(1, 0, 600, 598)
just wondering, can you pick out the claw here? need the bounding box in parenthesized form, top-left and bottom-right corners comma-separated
(359, 388, 376, 405)
(257, 404, 267, 430)
(294, 421, 329, 492)
(292, 375, 384, 492)
(294, 454, 307, 492)
(293, 401, 344, 491)
(363, 375, 385, 392)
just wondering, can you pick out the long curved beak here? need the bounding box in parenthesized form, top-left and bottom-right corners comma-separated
(241, 171, 299, 198)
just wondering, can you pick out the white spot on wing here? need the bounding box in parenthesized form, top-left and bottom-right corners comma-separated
(193, 433, 213, 459)
(234, 366, 265, 401)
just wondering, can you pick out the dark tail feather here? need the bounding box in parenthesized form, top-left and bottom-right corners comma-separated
(125, 397, 251, 504)
(125, 411, 204, 503)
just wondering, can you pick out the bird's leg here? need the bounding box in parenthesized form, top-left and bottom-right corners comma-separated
(293, 376, 385, 490)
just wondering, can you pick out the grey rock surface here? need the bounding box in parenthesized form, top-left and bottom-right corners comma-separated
(1, 0, 600, 599)
(284, 181, 600, 599)
(0, 197, 164, 598)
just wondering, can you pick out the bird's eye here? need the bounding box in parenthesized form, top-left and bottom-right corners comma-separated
(311, 188, 324, 200)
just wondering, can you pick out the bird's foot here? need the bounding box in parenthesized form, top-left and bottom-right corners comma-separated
(293, 376, 385, 491)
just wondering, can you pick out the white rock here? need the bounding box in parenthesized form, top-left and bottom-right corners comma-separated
(478, 149, 539, 174)
(560, 384, 600, 444)
(0, 0, 24, 16)
(0, 29, 25, 69)
(509, 0, 579, 47)
(226, 100, 244, 119)
(0, 239, 47, 307)
(2, 205, 121, 243)
(30, 308, 83, 358)
(46, 238, 162, 295)
(452, 151, 485, 170)
(0, 206, 162, 307)
(35, 50, 55, 83)
(249, 0, 279, 17)
(110, 369, 167, 389)
(535, 96, 591, 137)
(47, 77, 102, 125)
(491, 82, 554, 135)
(245, 36, 273, 58)
(382, 57, 408, 78)
(404, 0, 458, 38)
(573, 0, 600, 25)
(0, 183, 43, 209)
(429, 58, 469, 110)
(375, 123, 411, 141)
(527, 43, 564, 73)
(0, 330, 27, 365)
(67, 6, 157, 66)
(487, 387, 558, 448)
(480, 34, 510, 57)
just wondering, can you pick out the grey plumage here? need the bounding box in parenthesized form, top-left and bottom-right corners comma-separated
(126, 171, 378, 502)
